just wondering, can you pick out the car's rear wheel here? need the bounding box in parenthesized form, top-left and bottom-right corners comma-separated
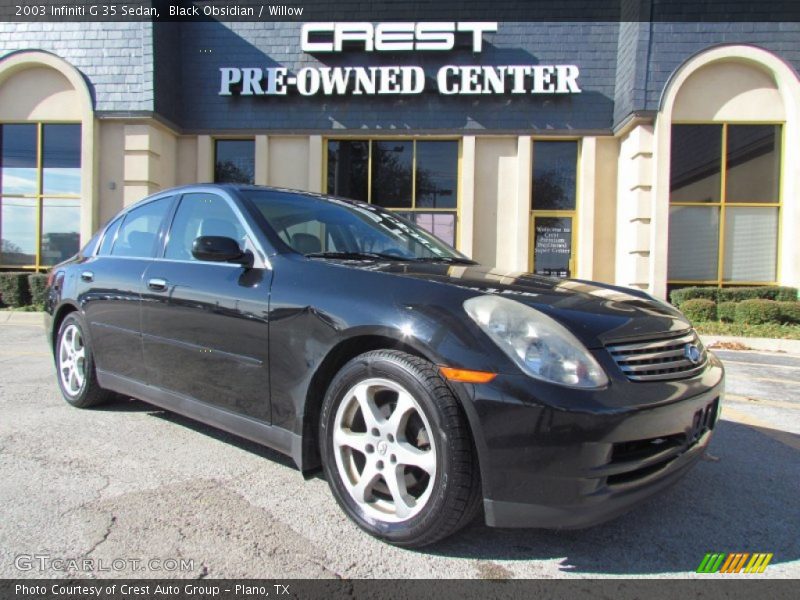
(320, 350, 481, 547)
(55, 312, 111, 408)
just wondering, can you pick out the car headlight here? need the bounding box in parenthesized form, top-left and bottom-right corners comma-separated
(464, 295, 608, 389)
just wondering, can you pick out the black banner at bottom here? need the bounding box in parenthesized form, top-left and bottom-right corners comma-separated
(1, 579, 797, 600)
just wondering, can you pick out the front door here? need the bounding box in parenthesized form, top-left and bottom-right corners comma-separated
(139, 191, 273, 423)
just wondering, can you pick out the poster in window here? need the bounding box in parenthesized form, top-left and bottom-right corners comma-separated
(533, 217, 572, 278)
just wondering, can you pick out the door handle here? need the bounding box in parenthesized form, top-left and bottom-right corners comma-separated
(147, 278, 168, 292)
(80, 271, 94, 282)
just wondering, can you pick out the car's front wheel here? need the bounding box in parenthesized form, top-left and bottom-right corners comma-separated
(320, 350, 481, 547)
(55, 312, 111, 408)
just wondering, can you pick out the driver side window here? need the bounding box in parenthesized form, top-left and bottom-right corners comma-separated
(164, 193, 246, 262)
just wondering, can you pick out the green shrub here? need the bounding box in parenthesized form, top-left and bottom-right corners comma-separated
(718, 286, 799, 303)
(774, 287, 800, 302)
(28, 273, 49, 307)
(670, 286, 718, 306)
(717, 301, 737, 323)
(680, 298, 717, 322)
(777, 301, 800, 325)
(0, 272, 32, 308)
(735, 299, 782, 325)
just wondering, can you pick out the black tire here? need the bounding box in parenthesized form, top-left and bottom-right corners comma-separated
(54, 312, 111, 408)
(320, 349, 481, 547)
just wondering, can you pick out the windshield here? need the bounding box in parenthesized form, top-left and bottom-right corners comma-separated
(241, 190, 471, 262)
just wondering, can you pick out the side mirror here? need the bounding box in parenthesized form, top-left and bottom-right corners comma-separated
(192, 236, 246, 263)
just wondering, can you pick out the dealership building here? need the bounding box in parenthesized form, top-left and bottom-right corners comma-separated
(1, 15, 799, 298)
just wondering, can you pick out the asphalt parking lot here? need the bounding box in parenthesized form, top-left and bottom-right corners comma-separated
(1, 314, 798, 579)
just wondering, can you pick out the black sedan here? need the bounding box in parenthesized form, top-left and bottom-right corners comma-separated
(45, 184, 724, 547)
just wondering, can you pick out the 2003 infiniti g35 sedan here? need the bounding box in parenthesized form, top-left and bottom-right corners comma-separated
(45, 184, 724, 547)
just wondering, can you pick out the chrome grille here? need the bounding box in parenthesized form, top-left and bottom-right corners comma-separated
(606, 330, 707, 382)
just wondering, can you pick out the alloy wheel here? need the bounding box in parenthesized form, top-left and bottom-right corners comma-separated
(332, 377, 437, 523)
(58, 324, 86, 396)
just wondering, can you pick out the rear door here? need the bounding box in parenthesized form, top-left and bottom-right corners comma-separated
(140, 191, 273, 422)
(79, 196, 174, 381)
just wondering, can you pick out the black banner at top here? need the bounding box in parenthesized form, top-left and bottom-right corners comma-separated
(1, 0, 800, 22)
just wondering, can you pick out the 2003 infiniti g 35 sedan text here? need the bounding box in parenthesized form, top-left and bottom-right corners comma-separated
(45, 184, 724, 547)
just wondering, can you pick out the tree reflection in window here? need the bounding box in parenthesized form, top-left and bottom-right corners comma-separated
(372, 141, 412, 208)
(214, 140, 255, 184)
(532, 141, 578, 211)
(326, 139, 459, 247)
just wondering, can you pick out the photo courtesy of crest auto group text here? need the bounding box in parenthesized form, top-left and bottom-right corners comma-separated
(0, 0, 798, 597)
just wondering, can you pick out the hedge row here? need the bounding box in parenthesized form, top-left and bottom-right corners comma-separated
(0, 272, 48, 308)
(679, 297, 800, 325)
(670, 285, 798, 305)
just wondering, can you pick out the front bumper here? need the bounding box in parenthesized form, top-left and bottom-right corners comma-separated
(462, 353, 724, 529)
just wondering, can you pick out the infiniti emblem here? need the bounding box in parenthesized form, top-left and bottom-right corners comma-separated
(377, 441, 388, 456)
(684, 344, 702, 365)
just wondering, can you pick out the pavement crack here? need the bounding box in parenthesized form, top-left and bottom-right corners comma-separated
(84, 513, 117, 558)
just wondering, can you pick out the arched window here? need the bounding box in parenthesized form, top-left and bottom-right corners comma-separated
(0, 51, 94, 270)
(660, 51, 792, 290)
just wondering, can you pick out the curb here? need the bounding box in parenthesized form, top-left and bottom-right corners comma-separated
(700, 334, 800, 356)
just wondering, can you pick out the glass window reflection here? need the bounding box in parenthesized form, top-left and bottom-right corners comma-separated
(0, 123, 83, 268)
(415, 141, 457, 209)
(532, 141, 578, 211)
(43, 124, 81, 195)
(398, 211, 456, 247)
(1, 197, 37, 265)
(214, 140, 254, 184)
(41, 198, 81, 265)
(372, 141, 413, 208)
(670, 125, 722, 203)
(1, 124, 38, 195)
(327, 140, 368, 202)
(325, 139, 459, 247)
(725, 125, 781, 203)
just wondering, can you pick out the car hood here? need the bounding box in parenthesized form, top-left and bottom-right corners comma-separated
(370, 262, 690, 348)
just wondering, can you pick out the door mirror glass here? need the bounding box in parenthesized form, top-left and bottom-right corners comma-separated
(191, 236, 245, 263)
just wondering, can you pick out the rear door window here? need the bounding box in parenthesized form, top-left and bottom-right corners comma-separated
(97, 217, 122, 256)
(111, 197, 172, 258)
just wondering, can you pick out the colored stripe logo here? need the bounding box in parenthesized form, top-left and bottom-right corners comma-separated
(697, 553, 773, 573)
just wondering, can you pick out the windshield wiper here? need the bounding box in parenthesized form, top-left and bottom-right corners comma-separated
(304, 251, 407, 261)
(304, 251, 477, 264)
(411, 256, 477, 265)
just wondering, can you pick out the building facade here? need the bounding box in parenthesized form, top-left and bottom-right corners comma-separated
(1, 16, 799, 298)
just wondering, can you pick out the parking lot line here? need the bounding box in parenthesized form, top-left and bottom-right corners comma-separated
(719, 359, 800, 371)
(725, 394, 799, 410)
(726, 375, 800, 386)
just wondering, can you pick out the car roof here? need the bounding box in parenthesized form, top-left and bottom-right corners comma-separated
(117, 184, 351, 217)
